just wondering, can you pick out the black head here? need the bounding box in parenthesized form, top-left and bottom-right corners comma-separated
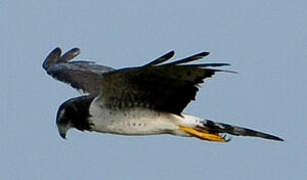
(56, 96, 95, 139)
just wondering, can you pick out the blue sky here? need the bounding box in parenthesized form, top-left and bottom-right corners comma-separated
(1, 0, 306, 179)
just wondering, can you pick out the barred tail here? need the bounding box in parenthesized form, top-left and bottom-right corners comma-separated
(201, 119, 284, 141)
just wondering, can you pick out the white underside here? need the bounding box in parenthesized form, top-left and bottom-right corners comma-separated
(89, 97, 203, 137)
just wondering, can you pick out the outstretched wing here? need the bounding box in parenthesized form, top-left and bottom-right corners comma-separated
(99, 52, 233, 115)
(43, 48, 115, 95)
(43, 48, 181, 95)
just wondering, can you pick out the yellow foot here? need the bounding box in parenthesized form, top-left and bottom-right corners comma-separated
(179, 125, 229, 142)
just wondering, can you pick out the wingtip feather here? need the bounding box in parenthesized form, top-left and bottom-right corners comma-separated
(143, 50, 175, 67)
(43, 47, 62, 70)
(166, 51, 211, 65)
(198, 51, 210, 57)
(59, 48, 80, 63)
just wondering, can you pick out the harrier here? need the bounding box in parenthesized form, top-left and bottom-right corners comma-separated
(43, 47, 283, 142)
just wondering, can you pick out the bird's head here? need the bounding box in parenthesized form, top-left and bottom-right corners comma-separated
(56, 96, 94, 139)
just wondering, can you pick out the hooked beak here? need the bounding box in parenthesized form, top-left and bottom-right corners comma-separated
(57, 124, 69, 140)
(59, 132, 66, 139)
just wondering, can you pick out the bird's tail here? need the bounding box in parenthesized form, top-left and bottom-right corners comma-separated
(178, 115, 284, 142)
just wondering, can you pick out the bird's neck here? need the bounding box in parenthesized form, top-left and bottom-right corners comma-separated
(71, 96, 95, 131)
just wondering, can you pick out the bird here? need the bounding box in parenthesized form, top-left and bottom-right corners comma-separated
(42, 47, 283, 142)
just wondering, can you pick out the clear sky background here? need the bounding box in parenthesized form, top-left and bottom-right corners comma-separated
(1, 0, 306, 179)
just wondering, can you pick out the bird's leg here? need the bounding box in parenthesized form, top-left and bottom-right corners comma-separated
(179, 125, 229, 142)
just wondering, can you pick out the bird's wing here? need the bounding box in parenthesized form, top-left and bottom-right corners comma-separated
(99, 52, 233, 115)
(43, 48, 115, 95)
(143, 50, 175, 67)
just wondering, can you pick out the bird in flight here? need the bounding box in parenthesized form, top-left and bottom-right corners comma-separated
(43, 47, 283, 142)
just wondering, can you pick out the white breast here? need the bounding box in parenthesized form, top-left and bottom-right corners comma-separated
(88, 98, 180, 135)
